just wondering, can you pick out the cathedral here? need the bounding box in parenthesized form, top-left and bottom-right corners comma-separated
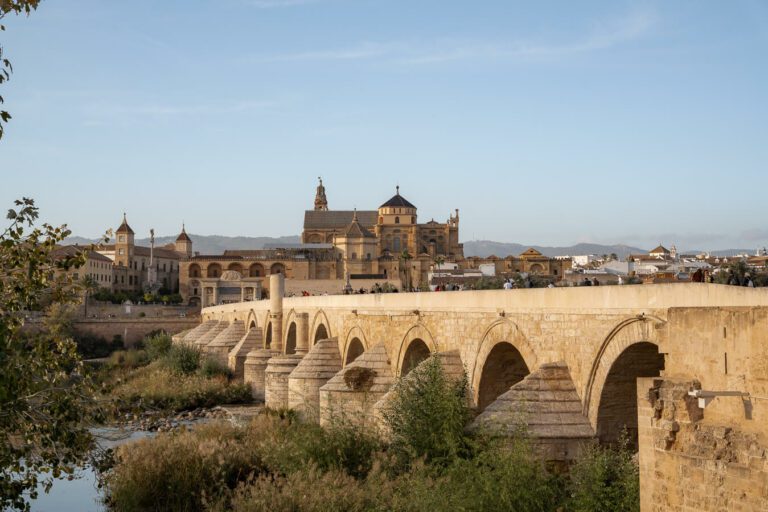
(302, 178, 464, 277)
(177, 178, 569, 306)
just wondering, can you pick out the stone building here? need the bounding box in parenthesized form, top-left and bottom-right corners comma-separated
(96, 214, 187, 294)
(53, 245, 114, 288)
(302, 179, 464, 285)
(459, 248, 572, 280)
(178, 178, 569, 305)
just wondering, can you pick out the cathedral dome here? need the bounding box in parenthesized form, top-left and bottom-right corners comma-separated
(380, 186, 416, 209)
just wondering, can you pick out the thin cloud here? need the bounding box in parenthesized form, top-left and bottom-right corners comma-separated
(256, 41, 399, 62)
(90, 100, 276, 117)
(245, 0, 324, 8)
(253, 9, 656, 64)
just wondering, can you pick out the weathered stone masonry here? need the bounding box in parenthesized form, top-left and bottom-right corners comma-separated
(183, 277, 768, 512)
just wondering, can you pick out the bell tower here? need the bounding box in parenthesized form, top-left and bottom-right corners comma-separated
(314, 177, 328, 211)
(114, 213, 134, 268)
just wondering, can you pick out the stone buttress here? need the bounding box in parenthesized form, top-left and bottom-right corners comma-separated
(319, 343, 395, 428)
(288, 337, 342, 421)
(471, 362, 595, 463)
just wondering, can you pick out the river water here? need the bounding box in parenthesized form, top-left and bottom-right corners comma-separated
(29, 428, 153, 512)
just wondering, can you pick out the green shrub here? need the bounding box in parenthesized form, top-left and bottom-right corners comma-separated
(251, 413, 379, 479)
(567, 439, 639, 512)
(74, 333, 114, 359)
(144, 333, 172, 361)
(382, 355, 472, 467)
(163, 344, 201, 375)
(106, 422, 265, 512)
(198, 357, 232, 379)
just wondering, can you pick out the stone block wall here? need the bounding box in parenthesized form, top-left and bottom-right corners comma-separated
(638, 377, 768, 511)
(72, 318, 199, 346)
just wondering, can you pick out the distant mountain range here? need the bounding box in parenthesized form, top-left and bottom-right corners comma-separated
(63, 234, 756, 259)
(63, 234, 302, 255)
(461, 241, 645, 259)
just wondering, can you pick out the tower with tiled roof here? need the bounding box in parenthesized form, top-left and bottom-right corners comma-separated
(175, 223, 193, 257)
(114, 213, 134, 268)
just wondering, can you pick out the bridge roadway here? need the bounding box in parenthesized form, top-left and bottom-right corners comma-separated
(185, 279, 768, 511)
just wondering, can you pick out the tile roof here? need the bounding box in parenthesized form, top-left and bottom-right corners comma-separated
(98, 244, 181, 259)
(116, 213, 134, 235)
(176, 225, 191, 242)
(343, 212, 375, 238)
(303, 210, 377, 229)
(380, 188, 416, 209)
(54, 245, 114, 263)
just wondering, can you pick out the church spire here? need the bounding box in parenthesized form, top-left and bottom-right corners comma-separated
(314, 176, 328, 211)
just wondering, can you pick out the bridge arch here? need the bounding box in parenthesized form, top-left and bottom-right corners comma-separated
(395, 324, 437, 377)
(245, 309, 259, 330)
(310, 310, 332, 344)
(343, 326, 369, 367)
(264, 321, 273, 349)
(470, 319, 537, 410)
(584, 316, 666, 448)
(285, 321, 297, 354)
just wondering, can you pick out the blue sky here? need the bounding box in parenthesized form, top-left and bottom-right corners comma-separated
(1, 0, 767, 250)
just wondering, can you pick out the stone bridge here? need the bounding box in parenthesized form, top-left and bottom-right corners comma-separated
(178, 276, 768, 511)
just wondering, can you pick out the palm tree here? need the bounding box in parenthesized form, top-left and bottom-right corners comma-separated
(399, 250, 413, 291)
(81, 275, 99, 318)
(432, 254, 445, 289)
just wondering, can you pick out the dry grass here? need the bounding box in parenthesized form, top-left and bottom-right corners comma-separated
(110, 361, 251, 412)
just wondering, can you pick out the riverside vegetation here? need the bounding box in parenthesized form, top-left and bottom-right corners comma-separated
(99, 333, 252, 416)
(103, 356, 640, 512)
(0, 198, 638, 511)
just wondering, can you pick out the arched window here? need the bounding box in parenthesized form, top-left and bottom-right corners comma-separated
(206, 263, 222, 278)
(393, 237, 401, 252)
(379, 217, 383, 224)
(249, 263, 264, 277)
(395, 216, 400, 224)
(411, 216, 415, 224)
(351, 252, 357, 260)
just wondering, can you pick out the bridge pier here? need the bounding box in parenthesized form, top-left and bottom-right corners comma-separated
(288, 337, 342, 421)
(228, 326, 263, 380)
(244, 348, 278, 401)
(265, 354, 303, 409)
(319, 344, 395, 429)
(206, 320, 245, 366)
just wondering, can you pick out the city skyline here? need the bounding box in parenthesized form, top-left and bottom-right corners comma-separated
(2, 0, 767, 250)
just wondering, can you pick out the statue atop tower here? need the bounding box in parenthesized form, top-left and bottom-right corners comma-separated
(314, 177, 328, 211)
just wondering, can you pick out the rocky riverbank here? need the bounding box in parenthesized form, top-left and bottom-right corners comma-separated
(114, 404, 264, 433)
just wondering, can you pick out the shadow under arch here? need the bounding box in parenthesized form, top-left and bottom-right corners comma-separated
(245, 309, 259, 331)
(596, 341, 664, 449)
(469, 319, 537, 409)
(394, 324, 437, 377)
(309, 309, 332, 345)
(583, 315, 666, 428)
(264, 322, 273, 349)
(342, 326, 369, 367)
(310, 310, 332, 344)
(285, 321, 297, 354)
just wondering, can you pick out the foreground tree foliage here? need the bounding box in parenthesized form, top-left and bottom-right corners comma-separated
(0, 198, 98, 510)
(1, 1, 40, 139)
(105, 353, 640, 512)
